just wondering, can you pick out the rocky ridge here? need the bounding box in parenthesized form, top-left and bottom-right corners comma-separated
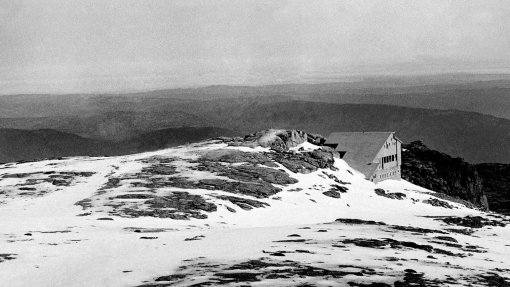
(476, 163, 510, 215)
(401, 141, 489, 211)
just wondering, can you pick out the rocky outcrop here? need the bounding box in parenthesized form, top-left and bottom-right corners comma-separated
(401, 141, 489, 210)
(220, 129, 327, 152)
(215, 129, 335, 174)
(374, 188, 406, 200)
(266, 150, 335, 174)
(475, 163, 510, 215)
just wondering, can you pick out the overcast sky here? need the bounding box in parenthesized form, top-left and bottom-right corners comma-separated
(1, 0, 509, 94)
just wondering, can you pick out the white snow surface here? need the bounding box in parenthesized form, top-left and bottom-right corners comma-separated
(0, 140, 508, 287)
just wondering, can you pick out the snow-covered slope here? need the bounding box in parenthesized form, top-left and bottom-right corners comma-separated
(0, 139, 508, 287)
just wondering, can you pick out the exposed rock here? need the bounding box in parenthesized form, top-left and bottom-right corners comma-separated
(307, 133, 327, 146)
(101, 178, 121, 190)
(390, 225, 448, 235)
(478, 273, 510, 286)
(439, 216, 506, 228)
(199, 179, 281, 198)
(213, 195, 269, 210)
(273, 239, 308, 243)
(330, 184, 349, 193)
(322, 190, 341, 198)
(129, 171, 284, 199)
(154, 274, 186, 282)
(341, 238, 464, 257)
(423, 192, 479, 209)
(445, 228, 475, 235)
(402, 141, 489, 210)
(184, 235, 205, 241)
(134, 257, 386, 287)
(266, 149, 335, 174)
(201, 149, 278, 167)
(423, 198, 454, 209)
(476, 163, 510, 215)
(114, 193, 155, 199)
(118, 192, 217, 220)
(193, 160, 298, 185)
(222, 129, 327, 152)
(374, 189, 406, 200)
(322, 171, 351, 184)
(335, 218, 387, 226)
(433, 236, 458, 243)
(75, 198, 92, 209)
(244, 129, 308, 151)
(394, 269, 443, 287)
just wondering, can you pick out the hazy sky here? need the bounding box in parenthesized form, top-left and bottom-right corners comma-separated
(1, 0, 510, 94)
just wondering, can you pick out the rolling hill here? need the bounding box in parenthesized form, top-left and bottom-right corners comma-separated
(0, 130, 508, 286)
(0, 127, 238, 163)
(1, 101, 509, 163)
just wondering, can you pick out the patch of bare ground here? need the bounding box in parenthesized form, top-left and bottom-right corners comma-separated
(2, 171, 95, 198)
(374, 188, 406, 200)
(77, 150, 311, 219)
(0, 254, 16, 262)
(437, 215, 506, 228)
(120, 192, 217, 220)
(135, 256, 504, 287)
(136, 257, 383, 286)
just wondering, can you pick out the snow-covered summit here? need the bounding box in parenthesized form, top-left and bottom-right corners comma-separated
(0, 133, 508, 286)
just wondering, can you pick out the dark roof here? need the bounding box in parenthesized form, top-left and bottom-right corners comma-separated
(325, 132, 394, 178)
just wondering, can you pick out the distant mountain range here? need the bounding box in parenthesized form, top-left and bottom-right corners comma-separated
(2, 75, 509, 119)
(1, 77, 509, 163)
(1, 101, 509, 163)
